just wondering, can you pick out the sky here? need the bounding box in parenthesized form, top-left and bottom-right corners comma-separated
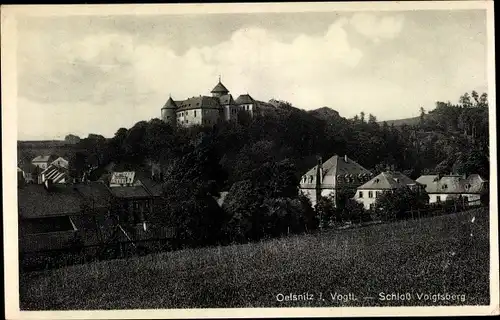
(16, 9, 488, 140)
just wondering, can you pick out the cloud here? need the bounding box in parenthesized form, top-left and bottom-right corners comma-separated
(349, 13, 404, 43)
(18, 17, 363, 118)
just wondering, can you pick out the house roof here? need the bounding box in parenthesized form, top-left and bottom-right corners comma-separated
(162, 96, 178, 110)
(235, 94, 255, 104)
(358, 171, 422, 190)
(416, 174, 488, 194)
(18, 184, 85, 219)
(51, 157, 69, 168)
(41, 164, 68, 183)
(110, 185, 151, 199)
(32, 155, 57, 163)
(73, 182, 113, 209)
(176, 96, 222, 111)
(110, 171, 136, 186)
(135, 171, 164, 197)
(302, 155, 372, 187)
(210, 81, 229, 94)
(219, 94, 235, 105)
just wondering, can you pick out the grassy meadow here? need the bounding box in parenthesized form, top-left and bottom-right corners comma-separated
(20, 207, 490, 309)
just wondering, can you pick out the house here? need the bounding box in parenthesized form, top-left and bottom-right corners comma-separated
(354, 171, 426, 210)
(18, 179, 173, 257)
(18, 181, 90, 253)
(416, 174, 488, 206)
(18, 163, 40, 184)
(40, 164, 69, 184)
(299, 154, 373, 208)
(51, 156, 69, 169)
(109, 184, 154, 229)
(31, 155, 58, 170)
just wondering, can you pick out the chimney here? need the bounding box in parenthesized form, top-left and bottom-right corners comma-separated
(315, 156, 323, 201)
(344, 155, 348, 163)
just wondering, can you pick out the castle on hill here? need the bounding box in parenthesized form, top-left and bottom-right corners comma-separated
(161, 77, 267, 127)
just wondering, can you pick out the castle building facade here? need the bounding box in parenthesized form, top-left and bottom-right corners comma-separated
(161, 78, 258, 127)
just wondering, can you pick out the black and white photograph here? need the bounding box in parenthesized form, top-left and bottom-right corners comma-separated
(2, 1, 498, 319)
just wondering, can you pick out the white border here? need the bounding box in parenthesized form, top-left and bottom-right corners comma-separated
(2, 2, 498, 319)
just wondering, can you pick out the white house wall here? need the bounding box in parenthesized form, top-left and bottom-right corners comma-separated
(354, 189, 385, 210)
(428, 193, 481, 204)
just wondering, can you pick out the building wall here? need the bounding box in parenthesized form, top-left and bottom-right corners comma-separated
(177, 108, 221, 127)
(355, 189, 385, 210)
(222, 105, 239, 121)
(161, 108, 176, 126)
(428, 193, 481, 204)
(239, 103, 254, 116)
(33, 162, 49, 170)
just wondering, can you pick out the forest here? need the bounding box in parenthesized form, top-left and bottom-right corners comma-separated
(19, 91, 490, 247)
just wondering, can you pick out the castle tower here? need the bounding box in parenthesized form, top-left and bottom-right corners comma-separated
(161, 95, 178, 126)
(210, 76, 229, 98)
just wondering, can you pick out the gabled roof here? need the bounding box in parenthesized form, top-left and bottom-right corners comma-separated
(219, 94, 235, 105)
(236, 94, 255, 104)
(235, 94, 255, 105)
(416, 174, 488, 194)
(162, 96, 178, 110)
(73, 182, 113, 209)
(135, 171, 163, 197)
(51, 157, 69, 168)
(41, 164, 69, 183)
(32, 155, 57, 163)
(18, 184, 84, 219)
(211, 81, 229, 94)
(302, 155, 372, 187)
(176, 96, 221, 111)
(358, 171, 421, 190)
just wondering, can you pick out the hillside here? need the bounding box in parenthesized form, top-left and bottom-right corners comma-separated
(20, 207, 489, 309)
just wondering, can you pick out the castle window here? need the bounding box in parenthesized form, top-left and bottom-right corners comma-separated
(368, 191, 373, 198)
(194, 110, 197, 117)
(309, 175, 313, 183)
(359, 191, 363, 198)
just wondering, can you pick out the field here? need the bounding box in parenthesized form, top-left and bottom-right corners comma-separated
(19, 207, 490, 309)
